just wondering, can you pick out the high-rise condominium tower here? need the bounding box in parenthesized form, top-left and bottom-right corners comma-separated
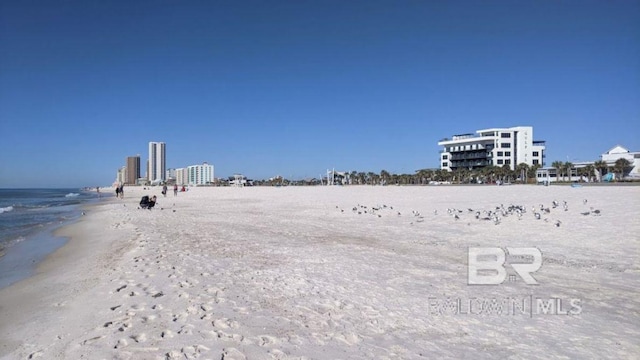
(148, 142, 166, 182)
(126, 155, 141, 185)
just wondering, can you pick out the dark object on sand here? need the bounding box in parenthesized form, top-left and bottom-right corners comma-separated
(139, 195, 156, 209)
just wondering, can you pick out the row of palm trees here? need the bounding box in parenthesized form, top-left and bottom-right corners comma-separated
(550, 158, 633, 182)
(342, 164, 541, 185)
(251, 157, 634, 186)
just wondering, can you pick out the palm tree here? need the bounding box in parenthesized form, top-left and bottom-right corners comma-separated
(614, 158, 632, 181)
(516, 163, 530, 183)
(551, 161, 564, 182)
(415, 169, 431, 185)
(593, 160, 608, 182)
(500, 164, 513, 183)
(452, 168, 466, 184)
(581, 164, 595, 182)
(358, 171, 367, 185)
(564, 162, 574, 182)
(528, 164, 541, 183)
(350, 171, 357, 185)
(380, 170, 390, 186)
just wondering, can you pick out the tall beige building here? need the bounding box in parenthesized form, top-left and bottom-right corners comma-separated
(126, 155, 140, 185)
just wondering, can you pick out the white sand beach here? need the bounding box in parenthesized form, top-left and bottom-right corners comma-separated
(0, 185, 638, 359)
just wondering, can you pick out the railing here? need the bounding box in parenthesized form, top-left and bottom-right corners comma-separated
(450, 153, 490, 161)
(450, 160, 491, 168)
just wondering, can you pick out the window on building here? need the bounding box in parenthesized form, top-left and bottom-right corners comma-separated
(505, 151, 511, 156)
(501, 133, 511, 138)
(497, 159, 504, 165)
(533, 160, 539, 165)
(501, 143, 511, 148)
(505, 159, 511, 165)
(442, 155, 448, 160)
(533, 151, 539, 157)
(442, 162, 448, 167)
(497, 151, 503, 156)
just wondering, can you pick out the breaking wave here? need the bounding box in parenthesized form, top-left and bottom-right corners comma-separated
(0, 206, 14, 214)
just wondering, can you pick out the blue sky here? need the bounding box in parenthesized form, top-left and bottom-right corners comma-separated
(1, 0, 638, 187)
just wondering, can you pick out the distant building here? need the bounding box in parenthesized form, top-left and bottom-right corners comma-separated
(148, 142, 166, 182)
(126, 155, 141, 185)
(230, 174, 247, 187)
(166, 168, 176, 182)
(116, 166, 126, 185)
(601, 145, 639, 178)
(187, 162, 214, 186)
(175, 168, 188, 186)
(438, 126, 545, 171)
(535, 145, 640, 183)
(535, 161, 594, 183)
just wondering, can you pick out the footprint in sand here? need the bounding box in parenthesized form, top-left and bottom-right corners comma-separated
(28, 350, 44, 359)
(257, 335, 280, 347)
(130, 333, 147, 343)
(214, 330, 245, 342)
(114, 338, 128, 349)
(141, 315, 156, 323)
(221, 347, 247, 360)
(177, 324, 195, 335)
(161, 330, 175, 339)
(181, 345, 211, 358)
(212, 318, 239, 329)
(81, 335, 105, 345)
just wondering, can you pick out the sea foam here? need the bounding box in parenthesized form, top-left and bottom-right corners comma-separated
(65, 193, 80, 198)
(0, 206, 14, 214)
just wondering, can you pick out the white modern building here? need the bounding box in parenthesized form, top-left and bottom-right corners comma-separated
(601, 145, 640, 178)
(438, 126, 545, 171)
(535, 145, 640, 183)
(187, 162, 214, 186)
(148, 142, 166, 182)
(116, 166, 126, 186)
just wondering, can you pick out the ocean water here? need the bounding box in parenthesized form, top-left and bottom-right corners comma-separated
(0, 188, 104, 289)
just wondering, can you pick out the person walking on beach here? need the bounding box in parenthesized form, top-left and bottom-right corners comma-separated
(173, 184, 178, 196)
(115, 186, 120, 198)
(162, 184, 168, 197)
(119, 184, 124, 199)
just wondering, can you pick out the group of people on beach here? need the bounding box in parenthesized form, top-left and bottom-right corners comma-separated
(161, 184, 181, 197)
(115, 184, 125, 199)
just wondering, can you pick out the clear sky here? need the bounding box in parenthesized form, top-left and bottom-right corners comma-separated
(1, 0, 639, 187)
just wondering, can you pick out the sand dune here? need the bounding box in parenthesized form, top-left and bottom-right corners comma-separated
(0, 185, 638, 359)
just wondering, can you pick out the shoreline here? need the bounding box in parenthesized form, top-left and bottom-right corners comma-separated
(0, 191, 109, 290)
(0, 197, 133, 357)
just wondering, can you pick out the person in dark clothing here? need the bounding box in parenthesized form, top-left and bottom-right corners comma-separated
(139, 195, 157, 209)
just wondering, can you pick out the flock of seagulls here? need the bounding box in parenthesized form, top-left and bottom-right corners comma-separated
(336, 198, 602, 227)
